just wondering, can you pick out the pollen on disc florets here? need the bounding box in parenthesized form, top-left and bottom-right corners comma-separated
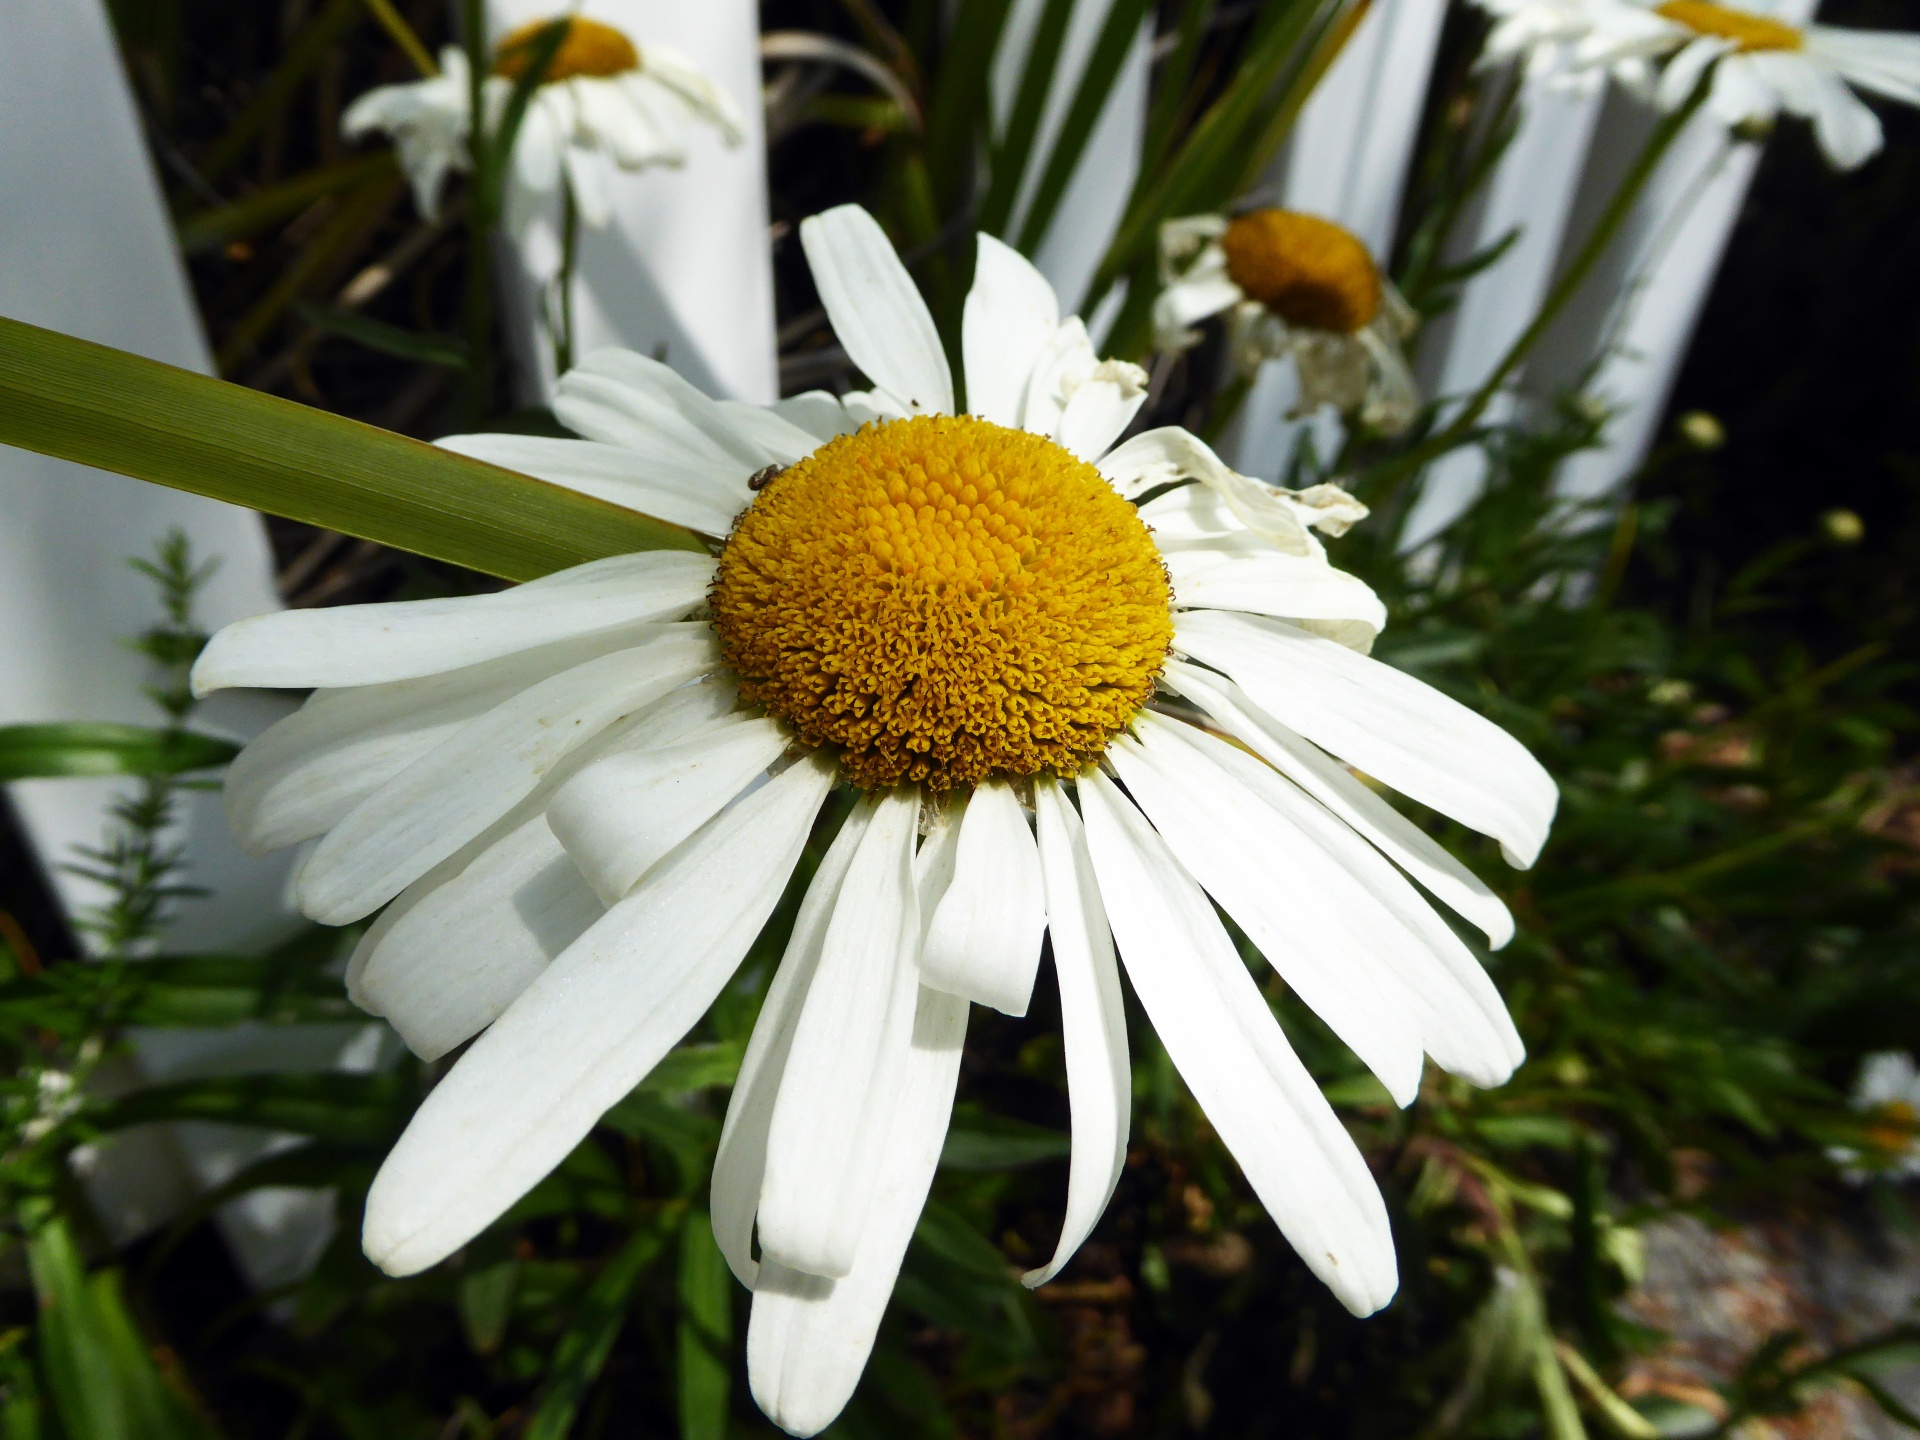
(1654, 0, 1802, 49)
(1222, 209, 1382, 334)
(493, 16, 640, 81)
(711, 415, 1173, 792)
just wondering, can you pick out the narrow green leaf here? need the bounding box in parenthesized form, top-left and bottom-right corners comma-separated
(940, 1108, 1071, 1170)
(198, 0, 364, 184)
(1138, 0, 1215, 178)
(1013, 0, 1158, 265)
(636, 1040, 744, 1095)
(978, 0, 1079, 239)
(677, 1212, 733, 1440)
(293, 302, 470, 369)
(176, 152, 398, 254)
(458, 1260, 521, 1356)
(924, 0, 1017, 213)
(91, 1072, 410, 1146)
(0, 723, 238, 780)
(0, 317, 705, 582)
(524, 1223, 673, 1440)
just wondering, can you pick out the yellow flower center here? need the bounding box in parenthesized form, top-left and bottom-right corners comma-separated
(1866, 1099, 1919, 1153)
(712, 416, 1173, 792)
(492, 16, 640, 82)
(1655, 0, 1802, 50)
(1221, 209, 1382, 334)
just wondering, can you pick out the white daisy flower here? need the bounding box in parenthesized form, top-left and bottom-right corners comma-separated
(342, 17, 744, 275)
(1829, 1050, 1920, 1182)
(1485, 0, 1920, 170)
(1155, 210, 1421, 436)
(1475, 0, 1642, 88)
(193, 206, 1556, 1437)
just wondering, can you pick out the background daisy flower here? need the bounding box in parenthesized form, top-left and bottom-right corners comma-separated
(1829, 1051, 1920, 1181)
(193, 206, 1555, 1436)
(341, 16, 743, 276)
(1155, 209, 1421, 435)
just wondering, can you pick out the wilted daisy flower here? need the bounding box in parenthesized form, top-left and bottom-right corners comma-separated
(1156, 210, 1421, 436)
(342, 17, 743, 274)
(195, 205, 1555, 1437)
(1828, 1051, 1920, 1181)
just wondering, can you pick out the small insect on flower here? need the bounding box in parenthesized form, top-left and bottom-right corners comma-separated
(748, 464, 783, 492)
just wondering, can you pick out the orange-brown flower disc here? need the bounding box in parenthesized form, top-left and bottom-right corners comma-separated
(1222, 209, 1382, 334)
(712, 415, 1173, 792)
(493, 16, 640, 81)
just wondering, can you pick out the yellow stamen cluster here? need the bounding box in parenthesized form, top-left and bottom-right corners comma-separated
(493, 16, 640, 82)
(712, 416, 1173, 792)
(1222, 209, 1382, 335)
(1655, 0, 1803, 49)
(1866, 1099, 1919, 1154)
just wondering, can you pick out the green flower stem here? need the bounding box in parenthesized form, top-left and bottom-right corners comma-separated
(362, 0, 439, 78)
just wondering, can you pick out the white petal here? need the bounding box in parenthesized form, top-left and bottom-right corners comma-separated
(558, 347, 796, 470)
(1658, 35, 1729, 110)
(1110, 722, 1426, 1106)
(298, 627, 719, 923)
(192, 552, 714, 694)
(548, 716, 789, 903)
(713, 400, 829, 465)
(747, 986, 968, 1438)
(354, 812, 602, 1061)
(633, 43, 747, 143)
(799, 205, 954, 416)
(1173, 610, 1557, 867)
(1167, 546, 1387, 643)
(960, 234, 1060, 427)
(437, 432, 747, 536)
(1153, 272, 1244, 350)
(767, 391, 863, 443)
(1055, 361, 1150, 463)
(1133, 715, 1520, 1084)
(1076, 770, 1398, 1316)
(1162, 660, 1513, 948)
(225, 630, 638, 855)
(563, 144, 614, 229)
(362, 752, 834, 1276)
(1811, 28, 1920, 106)
(712, 799, 876, 1288)
(1099, 428, 1318, 556)
(1019, 317, 1097, 439)
(1024, 778, 1129, 1288)
(918, 781, 1046, 1016)
(757, 788, 924, 1278)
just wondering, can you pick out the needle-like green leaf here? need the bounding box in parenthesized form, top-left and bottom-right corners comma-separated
(0, 316, 706, 582)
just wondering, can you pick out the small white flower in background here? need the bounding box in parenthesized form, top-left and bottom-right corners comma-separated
(1829, 1050, 1920, 1182)
(1472, 0, 1920, 170)
(1156, 210, 1422, 437)
(342, 17, 744, 275)
(193, 205, 1556, 1438)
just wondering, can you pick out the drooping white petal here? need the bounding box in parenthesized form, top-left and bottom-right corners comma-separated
(1162, 660, 1514, 948)
(298, 627, 719, 924)
(436, 433, 748, 536)
(351, 680, 741, 1056)
(1166, 545, 1388, 644)
(354, 812, 603, 1061)
(756, 788, 924, 1279)
(1657, 35, 1730, 109)
(747, 986, 969, 1438)
(1019, 317, 1098, 440)
(224, 629, 642, 855)
(1812, 27, 1920, 106)
(553, 348, 806, 479)
(1173, 609, 1558, 867)
(1109, 723, 1426, 1106)
(192, 552, 714, 694)
(362, 752, 835, 1277)
(712, 800, 876, 1288)
(547, 716, 789, 904)
(961, 234, 1060, 427)
(919, 781, 1047, 1016)
(1076, 770, 1398, 1316)
(1024, 778, 1129, 1288)
(1753, 50, 1882, 168)
(634, 41, 748, 143)
(766, 391, 863, 443)
(1099, 429, 1318, 556)
(713, 400, 830, 466)
(799, 205, 954, 416)
(1132, 715, 1520, 1085)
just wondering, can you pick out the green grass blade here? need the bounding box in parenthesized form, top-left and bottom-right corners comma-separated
(1138, 0, 1215, 181)
(0, 723, 238, 780)
(176, 152, 397, 255)
(293, 301, 471, 369)
(524, 1223, 673, 1440)
(198, 0, 364, 185)
(977, 0, 1078, 239)
(924, 0, 1017, 213)
(1012, 0, 1157, 266)
(0, 317, 706, 582)
(677, 1213, 733, 1440)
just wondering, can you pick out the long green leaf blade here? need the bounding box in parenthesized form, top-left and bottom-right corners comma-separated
(0, 723, 238, 780)
(525, 1223, 672, 1440)
(677, 1212, 733, 1440)
(0, 317, 705, 582)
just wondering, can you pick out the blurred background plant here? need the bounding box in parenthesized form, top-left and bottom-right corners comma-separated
(0, 0, 1917, 1436)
